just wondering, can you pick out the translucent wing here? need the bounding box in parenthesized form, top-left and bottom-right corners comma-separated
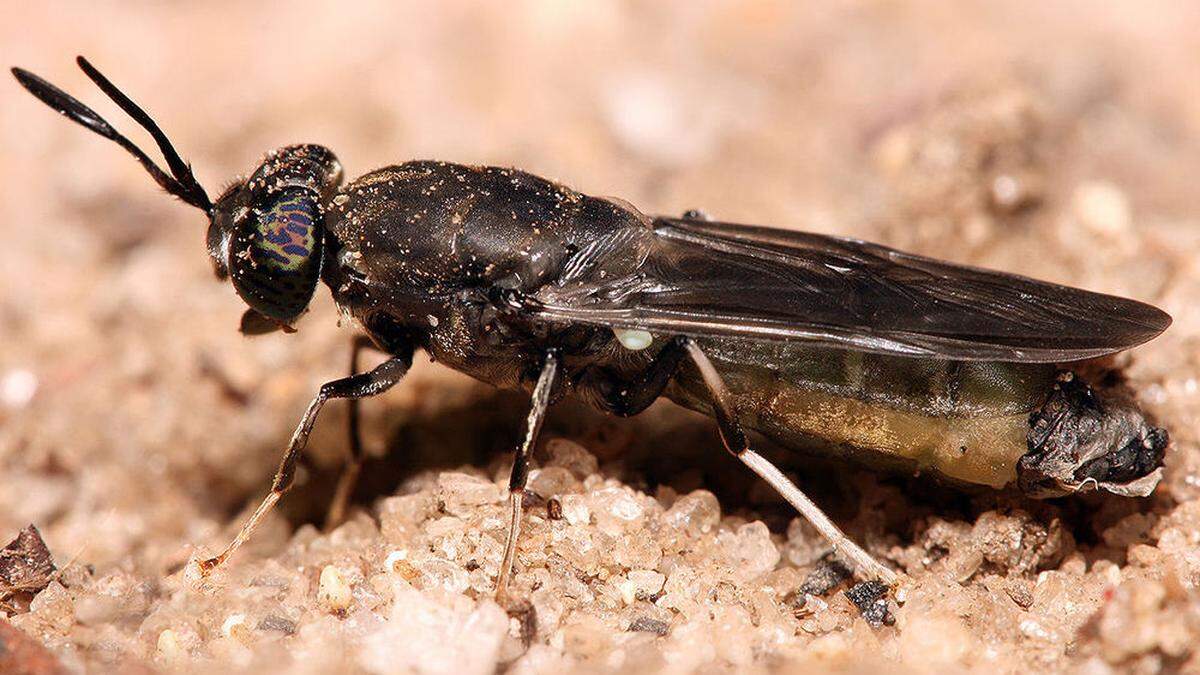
(532, 216, 1171, 362)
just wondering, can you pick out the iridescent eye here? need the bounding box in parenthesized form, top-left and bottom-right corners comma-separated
(229, 187, 324, 323)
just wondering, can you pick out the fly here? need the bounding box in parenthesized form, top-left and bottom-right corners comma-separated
(12, 58, 1171, 594)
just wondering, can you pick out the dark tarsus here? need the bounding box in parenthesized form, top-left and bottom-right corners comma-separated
(11, 58, 1172, 590)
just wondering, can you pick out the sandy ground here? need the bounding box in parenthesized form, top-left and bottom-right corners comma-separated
(2, 2, 1200, 673)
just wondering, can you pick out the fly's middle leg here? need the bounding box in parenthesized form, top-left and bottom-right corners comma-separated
(683, 340, 900, 586)
(496, 351, 560, 603)
(496, 336, 686, 598)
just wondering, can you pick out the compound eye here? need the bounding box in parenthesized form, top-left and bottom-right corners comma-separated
(229, 186, 324, 323)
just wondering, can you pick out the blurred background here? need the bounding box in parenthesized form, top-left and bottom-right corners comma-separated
(1, 1, 1199, 670)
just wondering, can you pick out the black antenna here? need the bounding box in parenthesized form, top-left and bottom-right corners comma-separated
(11, 56, 212, 213)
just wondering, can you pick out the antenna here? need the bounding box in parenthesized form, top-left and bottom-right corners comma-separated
(12, 56, 212, 213)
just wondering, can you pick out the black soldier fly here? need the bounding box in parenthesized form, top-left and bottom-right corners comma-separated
(12, 57, 1171, 592)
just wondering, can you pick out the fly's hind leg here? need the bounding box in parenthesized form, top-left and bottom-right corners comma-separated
(496, 351, 560, 603)
(683, 341, 899, 586)
(325, 335, 380, 530)
(196, 346, 412, 577)
(581, 336, 689, 417)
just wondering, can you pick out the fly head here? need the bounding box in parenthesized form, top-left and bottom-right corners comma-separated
(12, 57, 343, 334)
(209, 145, 343, 332)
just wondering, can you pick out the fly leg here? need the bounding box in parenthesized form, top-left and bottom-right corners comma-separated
(583, 336, 689, 417)
(196, 348, 413, 577)
(325, 335, 380, 530)
(495, 351, 560, 602)
(683, 341, 899, 586)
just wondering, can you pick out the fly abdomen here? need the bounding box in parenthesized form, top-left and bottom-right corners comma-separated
(666, 339, 1057, 489)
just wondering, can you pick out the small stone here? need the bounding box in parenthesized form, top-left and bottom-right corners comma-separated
(799, 556, 852, 597)
(657, 565, 704, 618)
(547, 498, 564, 521)
(27, 581, 73, 635)
(896, 614, 973, 666)
(1102, 512, 1156, 549)
(559, 613, 615, 660)
(1004, 579, 1035, 609)
(627, 616, 670, 635)
(665, 490, 720, 534)
(627, 570, 665, 599)
(589, 486, 645, 535)
(1127, 544, 1162, 568)
(612, 531, 663, 570)
(1155, 527, 1189, 554)
(384, 549, 408, 571)
(521, 490, 548, 514)
(317, 565, 353, 615)
(718, 522, 780, 581)
(785, 517, 831, 568)
(559, 494, 591, 526)
(414, 557, 469, 594)
(544, 439, 600, 478)
(182, 556, 210, 589)
(0, 525, 56, 596)
(1020, 618, 1052, 640)
(529, 466, 580, 499)
(616, 569, 666, 605)
(256, 615, 297, 635)
(436, 472, 501, 516)
(360, 581, 508, 673)
(384, 550, 421, 582)
(157, 629, 184, 664)
(845, 581, 894, 627)
(221, 614, 251, 643)
(378, 493, 436, 544)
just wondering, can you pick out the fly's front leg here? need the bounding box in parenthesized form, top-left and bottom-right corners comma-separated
(683, 341, 900, 586)
(495, 351, 560, 602)
(196, 347, 413, 577)
(325, 335, 380, 530)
